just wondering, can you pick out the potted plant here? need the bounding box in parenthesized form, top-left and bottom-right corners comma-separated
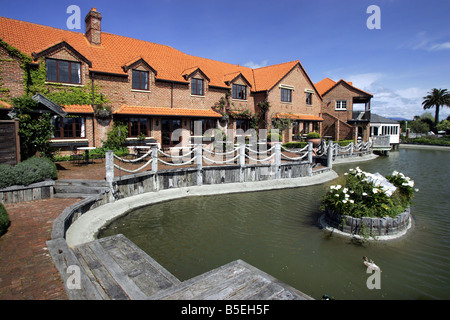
(94, 105, 112, 121)
(306, 131, 321, 147)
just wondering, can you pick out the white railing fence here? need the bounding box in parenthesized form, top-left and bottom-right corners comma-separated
(104, 139, 372, 186)
(105, 142, 319, 184)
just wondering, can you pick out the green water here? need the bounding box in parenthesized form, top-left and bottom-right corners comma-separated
(99, 148, 450, 300)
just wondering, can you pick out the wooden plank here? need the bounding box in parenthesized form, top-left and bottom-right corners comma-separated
(75, 243, 129, 300)
(87, 241, 148, 300)
(73, 248, 110, 300)
(97, 238, 172, 296)
(101, 235, 181, 286)
(46, 239, 103, 300)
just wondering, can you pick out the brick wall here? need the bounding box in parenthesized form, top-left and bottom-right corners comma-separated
(0, 46, 25, 100)
(265, 64, 322, 142)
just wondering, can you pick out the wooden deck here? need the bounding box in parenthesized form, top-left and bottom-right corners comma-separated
(48, 234, 313, 300)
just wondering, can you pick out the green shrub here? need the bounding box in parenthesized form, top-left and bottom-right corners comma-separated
(0, 157, 57, 189)
(0, 203, 10, 237)
(306, 131, 321, 139)
(267, 132, 283, 142)
(320, 167, 418, 218)
(336, 140, 354, 146)
(0, 164, 17, 189)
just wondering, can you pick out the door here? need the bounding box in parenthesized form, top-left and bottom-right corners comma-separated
(161, 119, 182, 148)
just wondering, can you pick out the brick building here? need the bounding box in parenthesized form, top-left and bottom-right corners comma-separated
(0, 8, 324, 152)
(315, 77, 373, 142)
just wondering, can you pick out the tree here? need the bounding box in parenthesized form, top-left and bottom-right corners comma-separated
(11, 96, 54, 159)
(422, 88, 450, 132)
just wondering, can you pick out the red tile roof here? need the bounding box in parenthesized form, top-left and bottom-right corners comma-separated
(62, 105, 93, 113)
(314, 78, 337, 96)
(274, 113, 324, 121)
(315, 78, 373, 97)
(0, 100, 11, 109)
(0, 15, 318, 93)
(114, 105, 222, 118)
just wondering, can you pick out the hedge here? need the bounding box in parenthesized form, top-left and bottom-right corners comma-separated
(0, 157, 57, 189)
(0, 203, 9, 237)
(283, 142, 308, 149)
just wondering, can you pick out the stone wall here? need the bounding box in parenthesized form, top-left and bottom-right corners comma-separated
(323, 207, 411, 238)
(112, 161, 312, 200)
(0, 180, 54, 204)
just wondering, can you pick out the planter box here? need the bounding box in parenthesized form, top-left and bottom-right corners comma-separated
(0, 180, 55, 204)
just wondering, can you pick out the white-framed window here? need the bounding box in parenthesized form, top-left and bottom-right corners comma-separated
(335, 100, 347, 110)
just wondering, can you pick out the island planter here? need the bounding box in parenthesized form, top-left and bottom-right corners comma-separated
(319, 167, 418, 240)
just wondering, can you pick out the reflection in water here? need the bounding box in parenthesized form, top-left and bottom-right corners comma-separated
(99, 148, 450, 300)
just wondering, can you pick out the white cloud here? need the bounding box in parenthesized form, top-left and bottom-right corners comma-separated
(399, 31, 450, 52)
(342, 73, 428, 119)
(346, 73, 384, 92)
(429, 42, 450, 51)
(243, 60, 269, 69)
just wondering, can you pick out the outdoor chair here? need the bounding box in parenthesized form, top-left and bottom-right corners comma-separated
(69, 144, 84, 165)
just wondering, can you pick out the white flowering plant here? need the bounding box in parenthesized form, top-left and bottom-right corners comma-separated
(320, 167, 418, 218)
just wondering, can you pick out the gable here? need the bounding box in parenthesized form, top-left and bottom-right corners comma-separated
(122, 57, 157, 76)
(182, 67, 210, 82)
(31, 41, 92, 67)
(224, 72, 252, 88)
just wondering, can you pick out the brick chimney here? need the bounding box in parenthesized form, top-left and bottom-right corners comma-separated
(85, 8, 102, 45)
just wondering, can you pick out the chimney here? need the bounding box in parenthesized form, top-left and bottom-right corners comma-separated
(85, 8, 102, 45)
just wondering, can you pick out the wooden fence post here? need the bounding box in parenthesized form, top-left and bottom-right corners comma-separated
(195, 144, 203, 186)
(308, 142, 313, 176)
(105, 150, 114, 184)
(275, 143, 281, 179)
(327, 141, 333, 168)
(151, 146, 158, 172)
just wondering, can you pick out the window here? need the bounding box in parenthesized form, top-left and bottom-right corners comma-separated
(235, 119, 249, 131)
(191, 78, 204, 96)
(52, 116, 85, 138)
(232, 84, 247, 100)
(190, 119, 215, 134)
(46, 58, 81, 84)
(121, 117, 150, 137)
(281, 88, 292, 102)
(306, 92, 313, 105)
(335, 100, 347, 110)
(132, 70, 149, 90)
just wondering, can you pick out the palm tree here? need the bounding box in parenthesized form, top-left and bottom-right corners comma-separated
(422, 88, 450, 131)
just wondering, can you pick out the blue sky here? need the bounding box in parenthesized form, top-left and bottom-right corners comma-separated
(1, 0, 449, 120)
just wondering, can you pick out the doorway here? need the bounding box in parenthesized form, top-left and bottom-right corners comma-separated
(161, 119, 182, 148)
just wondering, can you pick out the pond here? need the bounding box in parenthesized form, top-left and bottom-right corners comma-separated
(99, 148, 450, 300)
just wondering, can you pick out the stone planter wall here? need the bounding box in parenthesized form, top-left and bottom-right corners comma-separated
(324, 207, 411, 237)
(0, 180, 55, 204)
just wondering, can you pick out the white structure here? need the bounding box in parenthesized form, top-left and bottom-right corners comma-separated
(370, 114, 400, 145)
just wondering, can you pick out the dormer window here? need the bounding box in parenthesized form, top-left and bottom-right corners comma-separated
(191, 78, 204, 96)
(132, 70, 149, 90)
(232, 84, 247, 100)
(46, 58, 81, 84)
